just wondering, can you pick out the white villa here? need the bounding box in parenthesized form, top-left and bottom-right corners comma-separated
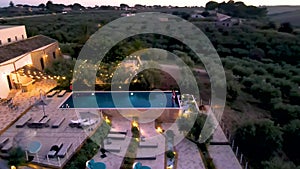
(0, 25, 62, 98)
(0, 25, 27, 46)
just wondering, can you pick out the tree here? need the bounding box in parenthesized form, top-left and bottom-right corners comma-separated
(262, 156, 298, 169)
(45, 59, 75, 89)
(235, 120, 283, 161)
(120, 3, 129, 9)
(166, 150, 175, 159)
(201, 11, 210, 17)
(38, 3, 45, 9)
(8, 147, 26, 167)
(272, 103, 300, 125)
(205, 1, 219, 10)
(9, 1, 14, 7)
(46, 1, 53, 9)
(249, 47, 265, 60)
(283, 120, 300, 165)
(72, 3, 84, 10)
(278, 22, 293, 33)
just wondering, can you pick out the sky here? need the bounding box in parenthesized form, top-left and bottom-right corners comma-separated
(0, 0, 299, 7)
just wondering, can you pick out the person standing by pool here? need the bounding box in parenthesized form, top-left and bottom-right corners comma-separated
(172, 90, 176, 107)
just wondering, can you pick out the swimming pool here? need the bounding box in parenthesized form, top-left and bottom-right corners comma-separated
(60, 91, 180, 109)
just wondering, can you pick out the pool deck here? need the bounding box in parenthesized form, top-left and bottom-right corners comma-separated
(0, 84, 242, 169)
(0, 79, 57, 133)
(0, 91, 98, 168)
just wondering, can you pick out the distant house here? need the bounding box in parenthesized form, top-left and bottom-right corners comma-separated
(0, 25, 27, 46)
(62, 7, 72, 13)
(191, 13, 205, 19)
(215, 13, 240, 27)
(121, 13, 135, 17)
(0, 25, 62, 98)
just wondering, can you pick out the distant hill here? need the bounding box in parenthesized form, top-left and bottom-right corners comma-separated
(268, 10, 300, 27)
(266, 5, 300, 15)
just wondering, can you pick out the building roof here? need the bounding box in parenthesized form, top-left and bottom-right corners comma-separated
(216, 13, 231, 22)
(0, 35, 56, 63)
(0, 25, 25, 30)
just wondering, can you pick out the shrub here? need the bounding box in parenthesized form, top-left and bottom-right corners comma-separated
(166, 150, 175, 159)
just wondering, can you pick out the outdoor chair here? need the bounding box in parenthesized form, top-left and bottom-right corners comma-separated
(52, 118, 65, 128)
(1, 141, 12, 153)
(47, 142, 63, 158)
(57, 142, 72, 158)
(16, 116, 32, 128)
(57, 90, 67, 97)
(47, 90, 58, 97)
(0, 138, 9, 148)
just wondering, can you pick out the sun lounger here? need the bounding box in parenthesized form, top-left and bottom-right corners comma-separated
(31, 116, 44, 123)
(52, 118, 65, 128)
(47, 90, 58, 97)
(104, 145, 121, 152)
(57, 142, 72, 158)
(0, 138, 9, 148)
(107, 134, 126, 140)
(40, 117, 50, 124)
(70, 118, 88, 124)
(139, 141, 158, 148)
(47, 142, 63, 158)
(81, 119, 98, 126)
(109, 128, 128, 135)
(27, 117, 50, 128)
(57, 90, 67, 97)
(135, 155, 156, 160)
(47, 150, 57, 158)
(16, 116, 32, 128)
(1, 141, 12, 153)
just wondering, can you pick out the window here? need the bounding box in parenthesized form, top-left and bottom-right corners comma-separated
(22, 35, 24, 39)
(7, 38, 11, 43)
(15, 36, 18, 41)
(53, 52, 56, 59)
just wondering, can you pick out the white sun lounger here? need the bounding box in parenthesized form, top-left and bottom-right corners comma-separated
(57, 142, 72, 158)
(16, 116, 32, 128)
(47, 90, 58, 97)
(110, 128, 128, 135)
(1, 141, 12, 153)
(52, 118, 65, 128)
(107, 133, 126, 140)
(70, 118, 88, 124)
(40, 117, 50, 124)
(47, 142, 63, 158)
(57, 90, 67, 97)
(139, 141, 158, 148)
(81, 119, 98, 126)
(0, 138, 9, 148)
(105, 145, 121, 152)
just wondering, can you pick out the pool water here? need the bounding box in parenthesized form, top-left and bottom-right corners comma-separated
(60, 91, 180, 108)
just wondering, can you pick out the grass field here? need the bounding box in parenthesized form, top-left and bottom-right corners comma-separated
(268, 9, 300, 27)
(266, 5, 300, 15)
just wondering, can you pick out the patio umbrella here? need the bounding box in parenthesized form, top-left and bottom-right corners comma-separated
(34, 99, 47, 117)
(133, 162, 142, 169)
(27, 141, 42, 154)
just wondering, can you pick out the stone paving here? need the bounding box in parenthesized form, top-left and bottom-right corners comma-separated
(0, 91, 101, 168)
(211, 124, 228, 143)
(92, 116, 132, 169)
(135, 121, 165, 169)
(175, 138, 206, 169)
(0, 79, 57, 133)
(0, 85, 244, 169)
(208, 145, 243, 169)
(208, 123, 243, 169)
